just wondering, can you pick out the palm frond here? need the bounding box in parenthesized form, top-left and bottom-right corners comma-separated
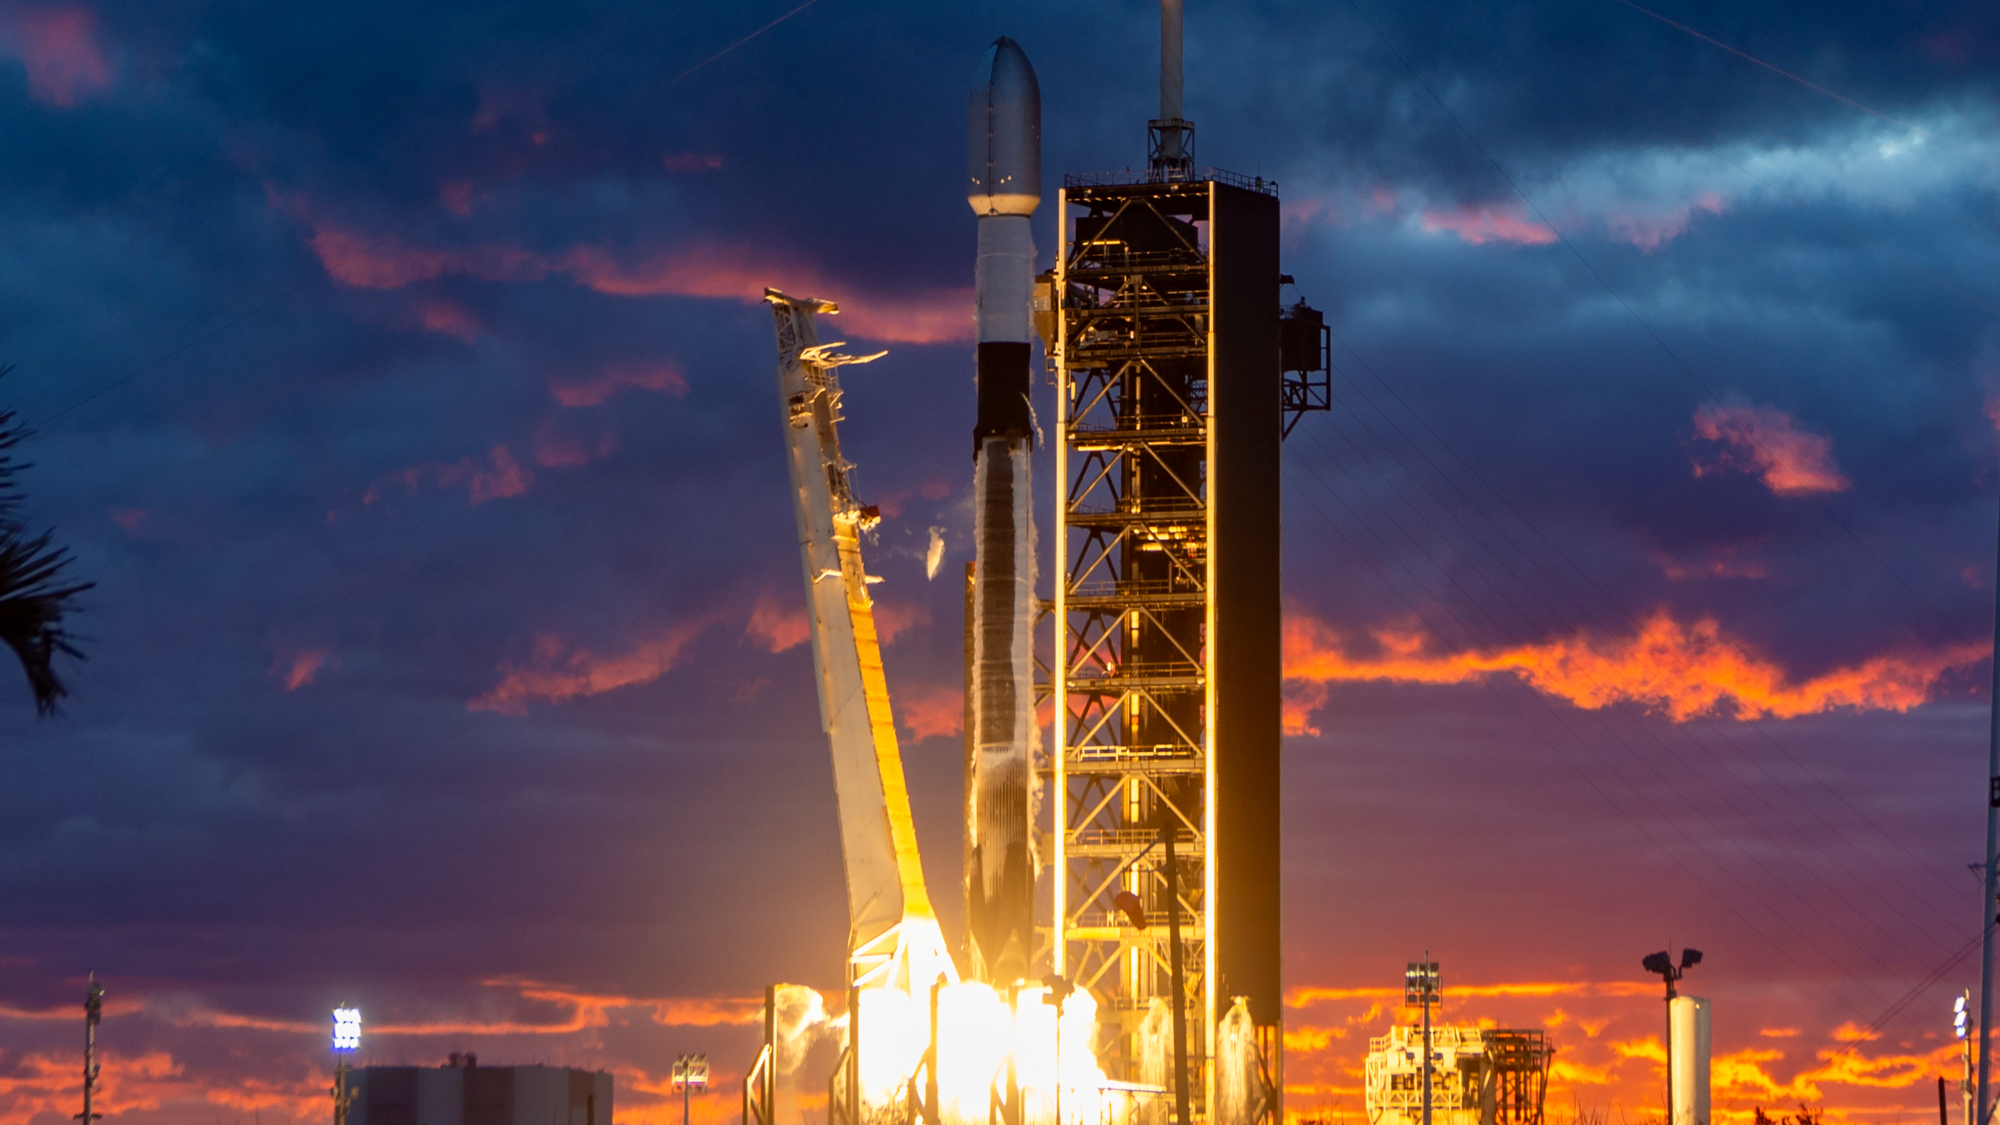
(0, 364, 34, 530)
(0, 367, 91, 715)
(0, 528, 91, 715)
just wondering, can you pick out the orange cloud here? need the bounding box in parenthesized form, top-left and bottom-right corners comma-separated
(1711, 1047, 1792, 1099)
(291, 206, 969, 344)
(1550, 1057, 1615, 1085)
(550, 363, 688, 407)
(0, 1048, 208, 1125)
(1282, 610, 1985, 724)
(1288, 981, 1647, 1007)
(1693, 402, 1850, 495)
(13, 6, 110, 107)
(744, 592, 810, 654)
(1611, 1036, 1666, 1063)
(469, 615, 720, 715)
(364, 445, 533, 506)
(496, 981, 761, 1031)
(897, 683, 963, 741)
(1794, 1043, 1956, 1094)
(1419, 205, 1556, 246)
(1284, 1026, 1346, 1051)
(272, 649, 328, 692)
(107, 507, 147, 535)
(1283, 681, 1329, 737)
(168, 1010, 319, 1034)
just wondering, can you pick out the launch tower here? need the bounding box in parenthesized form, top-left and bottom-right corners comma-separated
(1046, 3, 1327, 1120)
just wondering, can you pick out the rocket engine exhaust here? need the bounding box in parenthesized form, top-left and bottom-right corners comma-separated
(964, 36, 1041, 987)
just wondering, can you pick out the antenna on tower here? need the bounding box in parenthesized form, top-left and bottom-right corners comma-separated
(76, 973, 102, 1125)
(1148, 0, 1195, 180)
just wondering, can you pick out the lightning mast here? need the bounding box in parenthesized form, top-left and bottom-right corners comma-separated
(764, 290, 957, 997)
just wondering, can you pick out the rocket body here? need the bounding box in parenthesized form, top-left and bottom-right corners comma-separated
(964, 37, 1040, 985)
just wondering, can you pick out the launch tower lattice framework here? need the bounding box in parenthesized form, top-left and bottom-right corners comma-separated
(1050, 163, 1307, 1120)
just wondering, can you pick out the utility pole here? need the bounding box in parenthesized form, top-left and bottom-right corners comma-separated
(1405, 960, 1439, 1125)
(77, 974, 102, 1125)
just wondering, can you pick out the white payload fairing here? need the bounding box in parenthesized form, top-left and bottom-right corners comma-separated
(964, 37, 1040, 985)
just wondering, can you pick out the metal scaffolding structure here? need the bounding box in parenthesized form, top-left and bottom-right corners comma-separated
(1049, 167, 1314, 1123)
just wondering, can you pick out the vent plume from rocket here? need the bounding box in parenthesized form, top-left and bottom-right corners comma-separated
(965, 36, 1040, 988)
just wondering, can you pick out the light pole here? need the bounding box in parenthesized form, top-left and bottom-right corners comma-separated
(77, 974, 102, 1125)
(672, 1054, 708, 1125)
(1404, 959, 1439, 1125)
(1642, 950, 1702, 1125)
(331, 1008, 361, 1125)
(1959, 993, 1974, 1125)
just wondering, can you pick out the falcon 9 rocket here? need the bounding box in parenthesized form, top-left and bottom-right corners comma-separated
(964, 36, 1040, 985)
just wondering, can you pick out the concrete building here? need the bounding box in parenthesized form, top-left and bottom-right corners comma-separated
(349, 1056, 612, 1125)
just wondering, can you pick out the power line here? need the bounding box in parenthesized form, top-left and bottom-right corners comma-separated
(1866, 927, 1984, 1037)
(1604, 0, 1994, 172)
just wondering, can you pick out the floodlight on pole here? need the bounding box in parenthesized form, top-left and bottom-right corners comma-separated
(1405, 959, 1440, 1125)
(331, 1008, 360, 1125)
(1960, 993, 1976, 1125)
(673, 1053, 708, 1125)
(1642, 951, 1701, 1125)
(332, 1009, 361, 1053)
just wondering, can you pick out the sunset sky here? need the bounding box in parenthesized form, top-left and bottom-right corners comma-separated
(0, 2, 1997, 1125)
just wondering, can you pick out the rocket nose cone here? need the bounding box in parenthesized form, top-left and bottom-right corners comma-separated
(979, 37, 1039, 105)
(968, 37, 1041, 215)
